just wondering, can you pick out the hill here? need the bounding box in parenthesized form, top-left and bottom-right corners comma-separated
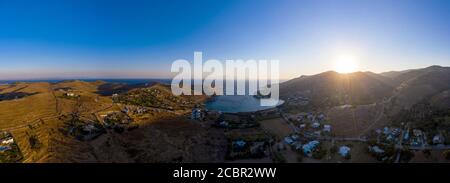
(280, 65, 450, 110)
(0, 80, 221, 163)
(280, 71, 395, 108)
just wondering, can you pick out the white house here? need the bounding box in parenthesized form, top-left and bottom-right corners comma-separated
(318, 113, 325, 120)
(66, 93, 77, 97)
(299, 124, 306, 128)
(391, 128, 401, 136)
(312, 122, 320, 128)
(383, 127, 390, 135)
(314, 131, 321, 136)
(233, 140, 246, 149)
(294, 142, 303, 150)
(339, 146, 351, 157)
(0, 145, 12, 152)
(1, 137, 14, 145)
(403, 131, 410, 141)
(369, 146, 385, 154)
(413, 129, 423, 137)
(433, 135, 442, 144)
(83, 124, 97, 133)
(284, 137, 294, 145)
(191, 108, 203, 120)
(219, 121, 229, 127)
(291, 134, 299, 140)
(302, 140, 319, 155)
(323, 125, 331, 132)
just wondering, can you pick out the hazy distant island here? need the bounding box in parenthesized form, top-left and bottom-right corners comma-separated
(0, 65, 449, 163)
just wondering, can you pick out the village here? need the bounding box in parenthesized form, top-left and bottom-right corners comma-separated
(189, 99, 450, 163)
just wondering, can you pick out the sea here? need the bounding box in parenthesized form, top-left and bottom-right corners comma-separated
(205, 95, 284, 113)
(0, 78, 283, 113)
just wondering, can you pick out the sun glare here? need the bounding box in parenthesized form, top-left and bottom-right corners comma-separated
(334, 55, 358, 73)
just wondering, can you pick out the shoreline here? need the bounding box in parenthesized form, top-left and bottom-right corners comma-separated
(204, 95, 285, 115)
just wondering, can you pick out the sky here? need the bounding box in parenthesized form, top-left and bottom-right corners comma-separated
(0, 0, 449, 80)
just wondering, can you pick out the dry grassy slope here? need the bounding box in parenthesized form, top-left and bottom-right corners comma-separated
(0, 81, 116, 162)
(0, 82, 57, 129)
(53, 81, 114, 117)
(0, 82, 59, 162)
(1, 81, 222, 163)
(326, 104, 389, 137)
(388, 66, 450, 113)
(430, 90, 450, 110)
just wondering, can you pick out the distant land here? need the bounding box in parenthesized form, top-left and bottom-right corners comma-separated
(0, 79, 172, 85)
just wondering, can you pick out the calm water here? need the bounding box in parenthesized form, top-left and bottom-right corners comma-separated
(205, 95, 284, 113)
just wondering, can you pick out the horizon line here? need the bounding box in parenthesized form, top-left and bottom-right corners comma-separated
(1, 64, 447, 81)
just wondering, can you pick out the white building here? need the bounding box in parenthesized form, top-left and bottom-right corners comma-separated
(0, 146, 12, 152)
(83, 124, 97, 133)
(383, 127, 390, 135)
(339, 146, 351, 157)
(433, 135, 443, 144)
(219, 121, 229, 127)
(369, 146, 385, 154)
(1, 137, 14, 145)
(302, 140, 319, 155)
(318, 113, 325, 120)
(323, 125, 331, 132)
(312, 122, 320, 128)
(413, 129, 423, 137)
(66, 93, 76, 97)
(284, 137, 294, 145)
(191, 108, 203, 120)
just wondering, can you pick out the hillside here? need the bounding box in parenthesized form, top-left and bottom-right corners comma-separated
(388, 66, 450, 111)
(112, 83, 207, 110)
(385, 66, 450, 128)
(0, 81, 221, 163)
(280, 65, 450, 110)
(280, 71, 395, 108)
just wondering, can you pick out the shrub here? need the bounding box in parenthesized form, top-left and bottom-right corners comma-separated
(313, 148, 327, 159)
(444, 150, 450, 160)
(273, 152, 286, 163)
(344, 154, 352, 160)
(422, 149, 431, 158)
(329, 145, 338, 154)
(29, 134, 42, 150)
(400, 149, 415, 162)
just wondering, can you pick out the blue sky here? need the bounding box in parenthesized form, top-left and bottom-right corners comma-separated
(0, 0, 449, 79)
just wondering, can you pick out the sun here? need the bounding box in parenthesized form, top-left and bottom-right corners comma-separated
(334, 55, 358, 73)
